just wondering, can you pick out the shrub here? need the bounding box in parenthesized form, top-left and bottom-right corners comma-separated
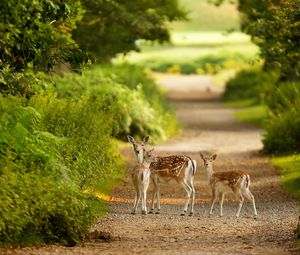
(0, 94, 122, 246)
(53, 65, 179, 141)
(30, 95, 123, 189)
(0, 173, 99, 246)
(263, 82, 300, 154)
(223, 68, 277, 103)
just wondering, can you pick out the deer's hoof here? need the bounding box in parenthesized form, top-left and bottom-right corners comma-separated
(131, 211, 136, 215)
(142, 211, 147, 215)
(148, 210, 154, 214)
(155, 210, 160, 215)
(189, 212, 193, 216)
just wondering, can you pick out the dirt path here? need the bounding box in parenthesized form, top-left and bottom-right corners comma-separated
(7, 75, 299, 255)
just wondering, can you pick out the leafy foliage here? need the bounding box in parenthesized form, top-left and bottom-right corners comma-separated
(73, 0, 187, 61)
(0, 0, 86, 73)
(240, 0, 300, 81)
(263, 82, 300, 154)
(223, 68, 278, 102)
(53, 65, 178, 141)
(0, 93, 122, 246)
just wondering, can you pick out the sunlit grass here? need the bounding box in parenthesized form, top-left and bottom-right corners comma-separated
(114, 31, 259, 75)
(234, 105, 268, 127)
(170, 31, 251, 46)
(224, 99, 259, 108)
(272, 155, 300, 200)
(225, 99, 268, 127)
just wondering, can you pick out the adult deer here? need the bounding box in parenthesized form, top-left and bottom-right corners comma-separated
(200, 153, 257, 218)
(127, 135, 197, 216)
(131, 148, 156, 215)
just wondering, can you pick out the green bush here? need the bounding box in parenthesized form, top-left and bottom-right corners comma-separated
(263, 82, 300, 154)
(100, 64, 179, 138)
(53, 65, 178, 141)
(223, 69, 277, 103)
(0, 173, 99, 246)
(30, 95, 123, 189)
(0, 64, 178, 247)
(0, 94, 121, 246)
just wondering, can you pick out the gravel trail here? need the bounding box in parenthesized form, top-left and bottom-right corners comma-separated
(4, 74, 299, 255)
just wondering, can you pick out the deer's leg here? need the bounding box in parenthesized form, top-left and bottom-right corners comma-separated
(156, 183, 161, 214)
(149, 175, 159, 214)
(180, 181, 192, 216)
(149, 190, 156, 214)
(219, 193, 225, 217)
(132, 189, 141, 214)
(131, 191, 138, 214)
(186, 177, 195, 216)
(242, 188, 258, 216)
(141, 190, 147, 215)
(210, 189, 217, 215)
(235, 191, 244, 218)
(153, 175, 161, 214)
(131, 177, 139, 214)
(141, 173, 150, 215)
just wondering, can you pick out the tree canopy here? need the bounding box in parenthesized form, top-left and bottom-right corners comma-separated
(0, 0, 86, 73)
(73, 0, 187, 62)
(238, 0, 300, 81)
(213, 0, 300, 81)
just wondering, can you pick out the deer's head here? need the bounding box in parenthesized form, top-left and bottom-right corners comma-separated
(143, 148, 157, 164)
(127, 135, 150, 163)
(200, 153, 217, 168)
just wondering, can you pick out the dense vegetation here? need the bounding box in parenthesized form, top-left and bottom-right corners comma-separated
(222, 0, 300, 155)
(0, 0, 181, 247)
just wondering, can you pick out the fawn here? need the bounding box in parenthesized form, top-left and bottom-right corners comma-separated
(200, 153, 257, 218)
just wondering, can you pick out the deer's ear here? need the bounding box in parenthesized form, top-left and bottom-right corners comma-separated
(199, 153, 204, 160)
(127, 135, 135, 144)
(143, 135, 150, 144)
(212, 154, 217, 160)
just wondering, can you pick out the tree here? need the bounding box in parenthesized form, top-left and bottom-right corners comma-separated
(73, 0, 187, 62)
(212, 0, 300, 81)
(238, 0, 300, 81)
(0, 0, 87, 73)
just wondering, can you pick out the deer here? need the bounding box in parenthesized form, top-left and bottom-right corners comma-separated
(199, 153, 258, 218)
(127, 135, 197, 216)
(131, 148, 156, 215)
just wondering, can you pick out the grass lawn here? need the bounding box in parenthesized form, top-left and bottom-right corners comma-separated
(225, 99, 268, 127)
(234, 105, 268, 127)
(272, 155, 300, 240)
(272, 155, 300, 200)
(117, 31, 258, 64)
(114, 31, 259, 75)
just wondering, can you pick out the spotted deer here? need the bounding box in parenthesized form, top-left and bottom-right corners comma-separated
(127, 135, 197, 216)
(131, 148, 156, 215)
(200, 153, 257, 218)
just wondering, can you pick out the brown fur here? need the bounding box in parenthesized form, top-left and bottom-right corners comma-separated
(211, 170, 246, 189)
(150, 155, 190, 178)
